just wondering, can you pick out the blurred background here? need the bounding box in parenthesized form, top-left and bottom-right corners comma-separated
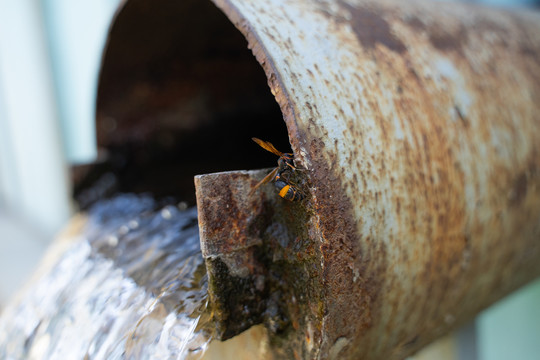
(0, 0, 538, 359)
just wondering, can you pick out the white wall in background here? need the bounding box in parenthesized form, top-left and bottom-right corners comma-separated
(42, 0, 122, 164)
(0, 0, 122, 234)
(0, 0, 121, 305)
(0, 0, 72, 236)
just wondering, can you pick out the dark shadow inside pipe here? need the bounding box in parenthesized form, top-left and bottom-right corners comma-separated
(74, 0, 290, 208)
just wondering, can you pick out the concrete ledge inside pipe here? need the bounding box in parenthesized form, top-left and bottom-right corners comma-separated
(74, 0, 292, 208)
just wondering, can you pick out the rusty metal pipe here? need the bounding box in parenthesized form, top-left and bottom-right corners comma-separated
(195, 0, 540, 359)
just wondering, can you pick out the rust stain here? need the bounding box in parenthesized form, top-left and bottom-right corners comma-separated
(508, 172, 528, 207)
(428, 24, 467, 55)
(337, 1, 407, 54)
(454, 105, 469, 128)
(195, 171, 271, 339)
(404, 16, 426, 31)
(195, 169, 324, 353)
(302, 134, 388, 358)
(196, 171, 264, 256)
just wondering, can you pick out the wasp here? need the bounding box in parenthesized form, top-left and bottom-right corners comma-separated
(250, 137, 305, 201)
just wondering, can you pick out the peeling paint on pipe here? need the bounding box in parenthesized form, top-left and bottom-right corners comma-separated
(202, 0, 540, 359)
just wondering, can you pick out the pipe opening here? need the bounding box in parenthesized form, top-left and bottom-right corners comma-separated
(75, 0, 292, 207)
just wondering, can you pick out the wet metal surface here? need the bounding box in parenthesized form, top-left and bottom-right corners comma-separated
(195, 170, 270, 339)
(204, 0, 540, 359)
(195, 170, 322, 350)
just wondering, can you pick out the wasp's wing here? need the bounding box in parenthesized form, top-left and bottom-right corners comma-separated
(251, 137, 283, 156)
(249, 167, 279, 196)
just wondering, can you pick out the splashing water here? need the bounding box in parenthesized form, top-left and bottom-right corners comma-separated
(0, 194, 213, 360)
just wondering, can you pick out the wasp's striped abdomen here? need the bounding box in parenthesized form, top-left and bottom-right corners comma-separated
(275, 179, 304, 201)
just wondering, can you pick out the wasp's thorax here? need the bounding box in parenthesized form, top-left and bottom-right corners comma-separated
(277, 153, 295, 171)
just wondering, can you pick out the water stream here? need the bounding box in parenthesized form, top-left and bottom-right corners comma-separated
(0, 194, 213, 360)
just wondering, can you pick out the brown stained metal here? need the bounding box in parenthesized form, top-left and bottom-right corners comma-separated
(205, 0, 540, 359)
(195, 169, 321, 344)
(195, 170, 268, 339)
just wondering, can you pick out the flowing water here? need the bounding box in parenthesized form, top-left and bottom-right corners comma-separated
(0, 194, 213, 360)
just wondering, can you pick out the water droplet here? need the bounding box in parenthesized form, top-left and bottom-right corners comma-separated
(107, 235, 119, 247)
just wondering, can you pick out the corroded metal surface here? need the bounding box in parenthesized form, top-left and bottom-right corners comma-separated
(205, 0, 540, 359)
(195, 170, 271, 339)
(195, 169, 322, 347)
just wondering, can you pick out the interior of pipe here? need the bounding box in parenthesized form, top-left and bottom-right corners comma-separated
(73, 0, 290, 208)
